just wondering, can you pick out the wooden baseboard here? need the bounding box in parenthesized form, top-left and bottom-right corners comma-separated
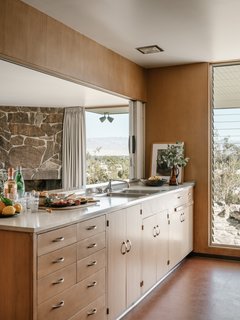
(189, 251, 240, 262)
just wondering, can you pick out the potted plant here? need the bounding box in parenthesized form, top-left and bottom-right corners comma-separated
(157, 143, 189, 185)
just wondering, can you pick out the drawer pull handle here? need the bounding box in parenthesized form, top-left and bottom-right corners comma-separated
(175, 205, 184, 212)
(52, 257, 65, 264)
(121, 241, 127, 255)
(87, 308, 97, 316)
(52, 300, 64, 309)
(52, 236, 65, 242)
(52, 278, 64, 285)
(87, 243, 97, 249)
(153, 226, 157, 238)
(86, 225, 97, 230)
(87, 281, 97, 288)
(126, 239, 132, 253)
(87, 260, 97, 267)
(156, 225, 160, 236)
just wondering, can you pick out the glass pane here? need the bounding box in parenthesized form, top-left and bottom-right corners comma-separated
(86, 109, 129, 184)
(211, 65, 240, 247)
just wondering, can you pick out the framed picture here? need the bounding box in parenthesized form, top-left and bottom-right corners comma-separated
(151, 142, 184, 183)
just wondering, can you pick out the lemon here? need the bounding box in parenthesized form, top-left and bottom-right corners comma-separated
(14, 203, 23, 213)
(2, 206, 16, 215)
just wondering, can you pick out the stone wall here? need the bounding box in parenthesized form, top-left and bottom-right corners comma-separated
(0, 106, 64, 185)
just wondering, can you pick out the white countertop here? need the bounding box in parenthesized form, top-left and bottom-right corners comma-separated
(0, 182, 194, 233)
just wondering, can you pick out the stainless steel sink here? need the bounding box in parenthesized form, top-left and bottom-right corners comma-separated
(117, 189, 159, 195)
(107, 189, 160, 198)
(94, 188, 162, 198)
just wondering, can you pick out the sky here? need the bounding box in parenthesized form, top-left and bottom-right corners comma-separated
(85, 111, 129, 138)
(214, 108, 240, 144)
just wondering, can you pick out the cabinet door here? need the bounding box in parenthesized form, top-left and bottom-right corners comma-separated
(141, 214, 157, 294)
(156, 210, 169, 280)
(126, 205, 141, 307)
(183, 203, 193, 256)
(107, 209, 126, 320)
(168, 209, 184, 269)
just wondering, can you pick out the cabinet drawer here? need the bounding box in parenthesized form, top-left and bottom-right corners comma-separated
(69, 295, 106, 320)
(77, 232, 105, 260)
(77, 249, 106, 282)
(77, 216, 105, 241)
(38, 268, 105, 320)
(38, 243, 77, 279)
(38, 263, 76, 304)
(172, 188, 193, 208)
(38, 224, 77, 256)
(141, 195, 171, 218)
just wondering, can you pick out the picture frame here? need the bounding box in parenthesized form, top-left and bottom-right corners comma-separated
(151, 142, 185, 183)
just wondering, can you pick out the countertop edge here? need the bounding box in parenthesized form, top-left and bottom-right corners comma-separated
(0, 182, 195, 234)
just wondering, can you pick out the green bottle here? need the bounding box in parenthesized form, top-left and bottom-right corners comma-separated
(15, 166, 25, 198)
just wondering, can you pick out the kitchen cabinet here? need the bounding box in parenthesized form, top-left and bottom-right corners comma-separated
(141, 186, 194, 294)
(37, 215, 106, 320)
(141, 209, 169, 294)
(0, 215, 106, 320)
(106, 204, 142, 320)
(0, 184, 194, 320)
(168, 189, 193, 269)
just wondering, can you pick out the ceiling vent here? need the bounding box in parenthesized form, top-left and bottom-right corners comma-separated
(136, 45, 164, 54)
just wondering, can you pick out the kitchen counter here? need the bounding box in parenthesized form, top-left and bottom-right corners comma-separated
(0, 182, 194, 233)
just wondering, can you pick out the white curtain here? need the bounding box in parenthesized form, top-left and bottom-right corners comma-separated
(129, 100, 145, 179)
(62, 107, 86, 190)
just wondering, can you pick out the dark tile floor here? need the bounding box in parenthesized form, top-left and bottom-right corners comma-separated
(122, 256, 240, 320)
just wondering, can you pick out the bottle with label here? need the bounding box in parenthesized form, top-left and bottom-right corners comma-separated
(4, 167, 17, 200)
(15, 166, 25, 198)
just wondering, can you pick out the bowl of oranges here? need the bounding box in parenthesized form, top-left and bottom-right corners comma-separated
(0, 195, 23, 218)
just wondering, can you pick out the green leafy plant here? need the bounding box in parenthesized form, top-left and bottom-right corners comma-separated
(157, 144, 189, 168)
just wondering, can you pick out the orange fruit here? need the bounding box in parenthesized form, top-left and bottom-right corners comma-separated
(0, 201, 6, 214)
(14, 203, 23, 213)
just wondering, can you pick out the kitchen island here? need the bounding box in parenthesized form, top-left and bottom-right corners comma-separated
(0, 182, 194, 320)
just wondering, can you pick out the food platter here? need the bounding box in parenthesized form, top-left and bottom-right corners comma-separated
(39, 201, 99, 211)
(0, 213, 20, 218)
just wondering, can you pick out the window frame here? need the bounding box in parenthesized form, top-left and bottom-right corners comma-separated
(85, 101, 145, 188)
(209, 62, 240, 249)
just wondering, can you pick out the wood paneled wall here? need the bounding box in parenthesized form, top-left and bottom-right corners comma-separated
(0, 0, 146, 101)
(146, 63, 240, 258)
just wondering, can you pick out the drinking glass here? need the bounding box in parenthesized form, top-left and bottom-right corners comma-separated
(25, 192, 33, 213)
(31, 191, 39, 213)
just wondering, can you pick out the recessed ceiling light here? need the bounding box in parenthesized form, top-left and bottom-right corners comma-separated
(136, 45, 164, 54)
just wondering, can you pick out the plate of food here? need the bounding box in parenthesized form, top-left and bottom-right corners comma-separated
(42, 195, 99, 210)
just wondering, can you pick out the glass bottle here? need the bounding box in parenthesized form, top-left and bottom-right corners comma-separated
(0, 166, 7, 194)
(4, 167, 17, 200)
(15, 166, 25, 198)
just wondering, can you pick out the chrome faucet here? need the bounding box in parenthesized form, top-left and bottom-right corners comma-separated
(104, 179, 130, 193)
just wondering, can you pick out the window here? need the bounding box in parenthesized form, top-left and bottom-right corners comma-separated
(85, 106, 130, 184)
(211, 64, 240, 247)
